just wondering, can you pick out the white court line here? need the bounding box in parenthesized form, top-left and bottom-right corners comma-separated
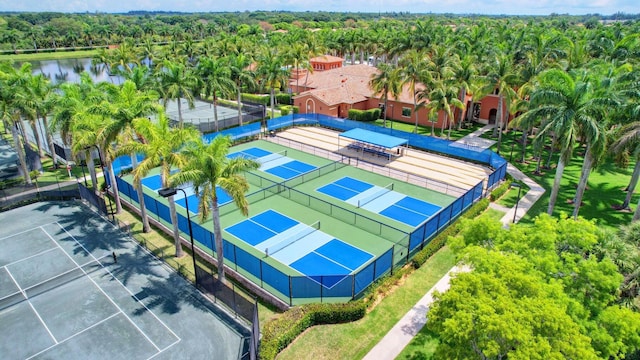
(41, 226, 166, 353)
(0, 221, 58, 241)
(0, 247, 58, 270)
(0, 255, 111, 302)
(26, 312, 120, 360)
(50, 223, 182, 350)
(4, 267, 58, 344)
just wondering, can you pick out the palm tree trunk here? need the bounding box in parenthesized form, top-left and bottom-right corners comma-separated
(413, 95, 419, 133)
(42, 116, 58, 168)
(622, 159, 640, 209)
(520, 128, 528, 163)
(177, 96, 184, 126)
(633, 196, 640, 222)
(572, 146, 593, 219)
(211, 199, 225, 281)
(447, 113, 453, 140)
(31, 120, 44, 158)
(496, 95, 504, 155)
(168, 195, 184, 257)
(86, 150, 98, 192)
(457, 89, 466, 130)
(236, 86, 244, 126)
(107, 161, 122, 214)
(213, 93, 219, 132)
(383, 97, 388, 128)
(136, 182, 150, 232)
(545, 134, 557, 169)
(270, 88, 276, 120)
(431, 120, 435, 137)
(547, 157, 566, 215)
(11, 121, 32, 185)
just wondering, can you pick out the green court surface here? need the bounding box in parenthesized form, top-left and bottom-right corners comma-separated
(0, 201, 250, 360)
(116, 138, 461, 304)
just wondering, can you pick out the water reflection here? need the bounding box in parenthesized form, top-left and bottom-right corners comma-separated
(24, 58, 124, 85)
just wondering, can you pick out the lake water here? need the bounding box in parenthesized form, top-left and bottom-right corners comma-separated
(23, 58, 124, 85)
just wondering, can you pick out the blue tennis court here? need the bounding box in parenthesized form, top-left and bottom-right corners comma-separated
(228, 147, 318, 180)
(316, 176, 374, 200)
(225, 210, 372, 288)
(317, 177, 442, 227)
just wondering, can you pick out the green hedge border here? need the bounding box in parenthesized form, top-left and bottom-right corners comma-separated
(259, 197, 490, 359)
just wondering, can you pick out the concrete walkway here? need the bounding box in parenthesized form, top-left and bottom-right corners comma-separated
(362, 127, 546, 360)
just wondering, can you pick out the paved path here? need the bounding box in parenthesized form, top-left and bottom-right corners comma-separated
(362, 127, 546, 359)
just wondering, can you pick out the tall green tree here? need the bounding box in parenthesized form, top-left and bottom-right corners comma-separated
(196, 56, 236, 132)
(369, 63, 402, 128)
(481, 52, 519, 154)
(94, 80, 162, 220)
(514, 69, 609, 216)
(0, 62, 35, 185)
(118, 114, 199, 257)
(229, 53, 257, 126)
(399, 50, 428, 133)
(158, 60, 197, 126)
(257, 48, 290, 121)
(170, 136, 260, 281)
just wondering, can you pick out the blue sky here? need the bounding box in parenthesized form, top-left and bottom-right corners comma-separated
(0, 0, 637, 15)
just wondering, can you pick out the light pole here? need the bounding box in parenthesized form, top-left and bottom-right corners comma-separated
(511, 183, 522, 223)
(158, 187, 197, 284)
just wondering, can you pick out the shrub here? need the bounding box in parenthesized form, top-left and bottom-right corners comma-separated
(241, 93, 270, 105)
(280, 107, 290, 116)
(260, 301, 367, 360)
(276, 93, 292, 105)
(489, 180, 512, 201)
(292, 106, 299, 114)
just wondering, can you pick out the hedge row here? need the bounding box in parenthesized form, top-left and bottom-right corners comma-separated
(240, 93, 292, 106)
(489, 179, 512, 201)
(259, 197, 491, 359)
(241, 93, 270, 105)
(279, 105, 299, 116)
(260, 301, 367, 359)
(348, 108, 381, 122)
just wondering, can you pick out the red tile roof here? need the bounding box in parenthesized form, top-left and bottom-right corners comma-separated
(293, 64, 426, 106)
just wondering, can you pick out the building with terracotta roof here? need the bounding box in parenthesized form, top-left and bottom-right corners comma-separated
(291, 61, 510, 130)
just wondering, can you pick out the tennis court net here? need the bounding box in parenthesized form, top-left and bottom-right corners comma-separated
(0, 256, 106, 311)
(267, 221, 320, 256)
(258, 150, 288, 165)
(358, 183, 394, 208)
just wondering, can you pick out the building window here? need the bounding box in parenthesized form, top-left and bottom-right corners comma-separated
(402, 107, 411, 117)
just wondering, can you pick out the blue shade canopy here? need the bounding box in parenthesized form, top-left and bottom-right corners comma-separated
(339, 128, 408, 149)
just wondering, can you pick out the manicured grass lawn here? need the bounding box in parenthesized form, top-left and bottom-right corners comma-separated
(495, 182, 530, 208)
(276, 246, 456, 360)
(482, 207, 507, 222)
(0, 49, 99, 62)
(484, 129, 638, 228)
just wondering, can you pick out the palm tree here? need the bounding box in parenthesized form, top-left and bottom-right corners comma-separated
(157, 60, 197, 126)
(399, 50, 429, 133)
(480, 52, 519, 154)
(196, 57, 236, 132)
(118, 114, 199, 256)
(418, 78, 464, 139)
(229, 53, 257, 126)
(170, 135, 260, 281)
(256, 48, 290, 120)
(515, 68, 612, 216)
(611, 122, 640, 213)
(0, 62, 33, 185)
(94, 80, 162, 220)
(370, 63, 402, 128)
